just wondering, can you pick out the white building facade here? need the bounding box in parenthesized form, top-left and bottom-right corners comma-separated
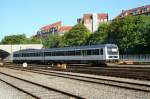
(77, 13, 108, 32)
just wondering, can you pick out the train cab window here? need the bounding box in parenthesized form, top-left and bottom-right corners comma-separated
(100, 49, 103, 55)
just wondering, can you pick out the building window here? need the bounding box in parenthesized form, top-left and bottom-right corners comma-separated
(147, 7, 150, 11)
(142, 8, 148, 13)
(132, 11, 138, 15)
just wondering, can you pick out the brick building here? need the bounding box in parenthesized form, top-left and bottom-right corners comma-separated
(35, 21, 72, 39)
(117, 4, 150, 18)
(77, 13, 108, 32)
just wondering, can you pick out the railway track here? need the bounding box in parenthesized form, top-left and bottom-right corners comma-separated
(1, 64, 150, 98)
(5, 66, 150, 92)
(5, 63, 150, 81)
(0, 71, 83, 99)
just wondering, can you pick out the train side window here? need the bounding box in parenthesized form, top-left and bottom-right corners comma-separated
(40, 52, 42, 56)
(64, 51, 67, 56)
(46, 52, 51, 56)
(92, 49, 99, 55)
(56, 51, 63, 56)
(87, 50, 92, 55)
(33, 53, 35, 57)
(44, 52, 46, 56)
(16, 54, 19, 57)
(100, 49, 103, 55)
(75, 50, 81, 55)
(72, 51, 75, 56)
(15, 54, 17, 57)
(22, 53, 25, 57)
(29, 53, 31, 57)
(82, 50, 87, 56)
(68, 51, 74, 56)
(52, 52, 55, 56)
(59, 51, 64, 56)
(14, 54, 17, 57)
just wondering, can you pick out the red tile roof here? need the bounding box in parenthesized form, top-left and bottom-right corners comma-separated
(117, 4, 150, 18)
(41, 21, 62, 30)
(59, 26, 72, 32)
(97, 13, 108, 19)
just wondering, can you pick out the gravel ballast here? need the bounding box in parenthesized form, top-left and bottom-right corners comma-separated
(0, 67, 150, 99)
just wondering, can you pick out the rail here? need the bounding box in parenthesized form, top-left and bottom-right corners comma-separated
(0, 71, 84, 99)
(6, 66, 150, 92)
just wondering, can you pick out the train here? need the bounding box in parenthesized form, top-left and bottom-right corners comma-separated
(13, 44, 119, 66)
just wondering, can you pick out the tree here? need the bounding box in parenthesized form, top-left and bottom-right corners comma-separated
(27, 37, 41, 44)
(1, 34, 41, 44)
(86, 23, 109, 45)
(108, 15, 150, 54)
(64, 23, 91, 46)
(1, 34, 27, 44)
(42, 34, 64, 48)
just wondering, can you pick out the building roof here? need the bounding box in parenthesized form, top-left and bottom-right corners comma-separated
(40, 21, 62, 31)
(117, 4, 150, 18)
(97, 13, 108, 19)
(58, 26, 72, 32)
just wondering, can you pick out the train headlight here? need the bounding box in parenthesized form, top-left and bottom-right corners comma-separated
(111, 49, 117, 52)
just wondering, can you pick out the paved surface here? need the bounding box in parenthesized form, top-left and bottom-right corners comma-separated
(0, 80, 35, 99)
(0, 67, 150, 99)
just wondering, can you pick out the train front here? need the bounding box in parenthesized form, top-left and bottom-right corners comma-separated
(105, 44, 119, 62)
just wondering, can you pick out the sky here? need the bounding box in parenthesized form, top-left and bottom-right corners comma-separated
(0, 0, 150, 40)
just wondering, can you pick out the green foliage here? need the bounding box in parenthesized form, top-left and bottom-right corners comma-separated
(26, 37, 41, 44)
(108, 15, 150, 54)
(42, 34, 64, 48)
(1, 34, 27, 44)
(85, 15, 150, 54)
(64, 23, 91, 46)
(1, 34, 41, 44)
(86, 23, 109, 45)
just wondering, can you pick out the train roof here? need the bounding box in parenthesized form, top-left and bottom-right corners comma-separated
(14, 44, 118, 53)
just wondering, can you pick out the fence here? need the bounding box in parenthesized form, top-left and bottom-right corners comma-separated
(119, 54, 150, 62)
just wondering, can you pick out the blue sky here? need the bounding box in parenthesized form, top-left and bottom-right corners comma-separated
(0, 0, 150, 40)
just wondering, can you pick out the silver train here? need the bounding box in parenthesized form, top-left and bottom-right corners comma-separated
(13, 44, 119, 65)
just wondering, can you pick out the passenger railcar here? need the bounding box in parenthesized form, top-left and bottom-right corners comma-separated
(13, 44, 119, 65)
